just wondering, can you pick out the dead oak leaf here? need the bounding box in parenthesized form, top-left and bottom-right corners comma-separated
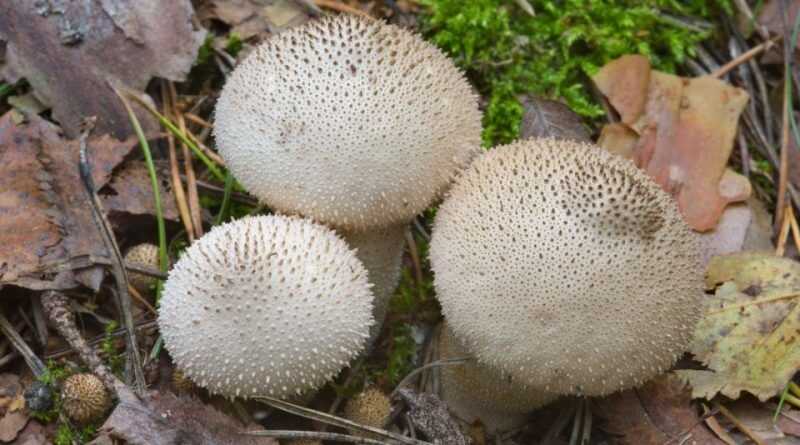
(0, 0, 205, 139)
(519, 96, 591, 143)
(593, 57, 750, 232)
(677, 252, 800, 401)
(596, 373, 724, 445)
(0, 112, 135, 291)
(101, 161, 180, 222)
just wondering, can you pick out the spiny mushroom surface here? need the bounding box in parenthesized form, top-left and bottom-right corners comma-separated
(61, 373, 111, 423)
(343, 385, 391, 438)
(430, 138, 703, 396)
(124, 243, 159, 292)
(214, 14, 482, 231)
(341, 224, 406, 344)
(158, 214, 374, 399)
(438, 323, 557, 432)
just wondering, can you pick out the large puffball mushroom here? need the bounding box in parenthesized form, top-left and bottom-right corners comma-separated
(214, 14, 482, 231)
(430, 138, 703, 397)
(158, 214, 375, 399)
(341, 224, 406, 344)
(438, 323, 557, 432)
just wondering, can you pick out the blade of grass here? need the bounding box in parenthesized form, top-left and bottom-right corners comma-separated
(0, 83, 13, 99)
(124, 92, 226, 182)
(215, 172, 235, 225)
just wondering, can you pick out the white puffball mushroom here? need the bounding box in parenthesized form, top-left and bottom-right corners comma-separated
(158, 215, 375, 399)
(341, 224, 406, 344)
(430, 138, 703, 397)
(438, 324, 557, 432)
(214, 14, 482, 231)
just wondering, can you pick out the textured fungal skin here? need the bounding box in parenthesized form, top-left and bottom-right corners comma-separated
(158, 215, 374, 399)
(61, 373, 111, 423)
(341, 224, 406, 344)
(438, 324, 557, 432)
(343, 386, 391, 438)
(124, 243, 159, 292)
(215, 14, 482, 231)
(430, 138, 703, 396)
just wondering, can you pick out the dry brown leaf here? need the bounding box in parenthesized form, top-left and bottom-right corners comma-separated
(203, 0, 310, 39)
(594, 56, 750, 232)
(101, 161, 180, 222)
(597, 373, 724, 445)
(0, 112, 136, 291)
(99, 390, 277, 445)
(8, 420, 47, 445)
(0, 412, 29, 443)
(758, 0, 800, 63)
(0, 0, 205, 139)
(699, 195, 773, 265)
(597, 123, 638, 159)
(592, 54, 651, 125)
(519, 96, 591, 142)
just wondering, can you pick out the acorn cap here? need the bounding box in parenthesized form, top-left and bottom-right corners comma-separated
(214, 14, 482, 231)
(158, 214, 375, 399)
(61, 373, 111, 423)
(430, 138, 703, 396)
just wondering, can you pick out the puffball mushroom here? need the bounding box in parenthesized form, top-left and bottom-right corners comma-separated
(124, 243, 159, 292)
(158, 214, 375, 399)
(343, 386, 392, 439)
(214, 14, 482, 231)
(341, 224, 406, 343)
(430, 138, 703, 397)
(61, 373, 111, 423)
(438, 323, 557, 432)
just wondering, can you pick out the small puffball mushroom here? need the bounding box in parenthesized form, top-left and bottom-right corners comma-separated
(124, 243, 159, 292)
(430, 138, 703, 396)
(61, 373, 111, 423)
(158, 215, 375, 399)
(438, 323, 557, 432)
(214, 14, 482, 231)
(343, 386, 391, 438)
(341, 224, 406, 344)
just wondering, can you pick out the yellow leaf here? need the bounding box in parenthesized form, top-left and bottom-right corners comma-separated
(677, 252, 800, 401)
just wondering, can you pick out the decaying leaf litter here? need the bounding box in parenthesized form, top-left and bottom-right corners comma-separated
(0, 0, 798, 444)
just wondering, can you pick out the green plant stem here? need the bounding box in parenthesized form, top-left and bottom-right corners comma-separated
(215, 172, 235, 225)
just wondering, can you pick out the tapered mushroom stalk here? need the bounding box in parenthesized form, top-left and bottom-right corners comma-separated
(158, 215, 375, 399)
(214, 14, 482, 231)
(437, 323, 557, 432)
(430, 138, 703, 396)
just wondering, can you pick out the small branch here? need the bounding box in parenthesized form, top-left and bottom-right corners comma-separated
(244, 429, 387, 444)
(0, 310, 46, 377)
(712, 36, 781, 78)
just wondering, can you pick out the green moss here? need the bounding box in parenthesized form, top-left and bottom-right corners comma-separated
(100, 321, 124, 376)
(55, 424, 97, 445)
(420, 0, 730, 146)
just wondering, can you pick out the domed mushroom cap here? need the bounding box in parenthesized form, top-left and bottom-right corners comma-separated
(61, 373, 111, 423)
(343, 385, 391, 438)
(430, 138, 703, 396)
(341, 224, 406, 344)
(158, 215, 374, 399)
(438, 324, 557, 432)
(124, 243, 159, 292)
(214, 14, 482, 231)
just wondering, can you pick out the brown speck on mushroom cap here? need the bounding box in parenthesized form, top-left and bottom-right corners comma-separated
(430, 138, 703, 396)
(214, 14, 482, 231)
(158, 214, 374, 400)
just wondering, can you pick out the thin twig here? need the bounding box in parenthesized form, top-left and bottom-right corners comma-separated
(127, 284, 157, 316)
(391, 358, 468, 398)
(170, 82, 204, 239)
(0, 310, 46, 376)
(161, 81, 196, 242)
(78, 119, 146, 394)
(244, 429, 388, 444)
(313, 0, 373, 18)
(714, 402, 767, 445)
(712, 36, 781, 78)
(183, 112, 212, 129)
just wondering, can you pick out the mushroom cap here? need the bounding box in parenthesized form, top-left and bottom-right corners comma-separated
(430, 138, 703, 396)
(214, 14, 482, 231)
(438, 323, 557, 432)
(341, 224, 406, 344)
(124, 243, 159, 292)
(61, 373, 111, 423)
(158, 214, 375, 399)
(343, 386, 391, 438)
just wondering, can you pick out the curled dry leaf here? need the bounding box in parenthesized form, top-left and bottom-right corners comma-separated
(0, 112, 135, 291)
(596, 373, 724, 445)
(593, 56, 751, 232)
(519, 96, 591, 142)
(201, 0, 310, 39)
(0, 0, 205, 139)
(678, 252, 800, 401)
(101, 161, 180, 222)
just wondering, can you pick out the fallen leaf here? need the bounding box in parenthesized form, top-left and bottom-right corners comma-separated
(721, 398, 788, 442)
(0, 412, 28, 443)
(678, 253, 800, 401)
(518, 96, 591, 142)
(0, 112, 136, 291)
(594, 56, 751, 232)
(203, 0, 310, 39)
(8, 420, 47, 445)
(592, 54, 651, 125)
(758, 0, 800, 63)
(0, 0, 205, 139)
(778, 408, 800, 437)
(100, 390, 276, 445)
(699, 195, 774, 265)
(597, 373, 724, 445)
(101, 161, 180, 222)
(597, 123, 638, 159)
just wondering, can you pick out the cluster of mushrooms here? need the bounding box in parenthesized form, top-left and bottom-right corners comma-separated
(155, 13, 704, 435)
